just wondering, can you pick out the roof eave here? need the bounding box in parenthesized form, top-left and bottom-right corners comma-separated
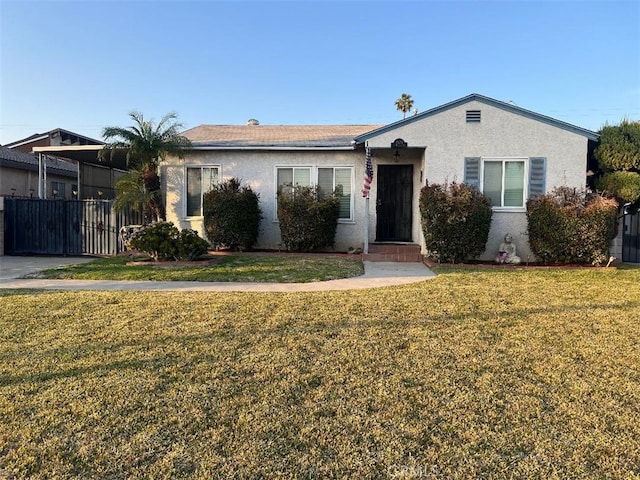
(189, 144, 357, 151)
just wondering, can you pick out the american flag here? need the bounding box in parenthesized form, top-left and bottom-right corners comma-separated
(361, 147, 373, 198)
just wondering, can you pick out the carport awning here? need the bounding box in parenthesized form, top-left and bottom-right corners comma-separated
(32, 145, 129, 170)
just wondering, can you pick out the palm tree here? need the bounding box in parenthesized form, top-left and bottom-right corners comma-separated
(100, 111, 192, 222)
(395, 93, 414, 119)
(112, 168, 155, 217)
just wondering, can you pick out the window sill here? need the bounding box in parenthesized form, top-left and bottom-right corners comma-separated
(492, 207, 526, 213)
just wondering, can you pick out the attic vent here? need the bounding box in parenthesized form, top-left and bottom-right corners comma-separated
(466, 110, 481, 123)
(247, 119, 260, 126)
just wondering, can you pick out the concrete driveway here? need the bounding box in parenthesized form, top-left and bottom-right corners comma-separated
(0, 256, 95, 280)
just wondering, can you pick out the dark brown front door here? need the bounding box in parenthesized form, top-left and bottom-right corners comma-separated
(376, 164, 413, 241)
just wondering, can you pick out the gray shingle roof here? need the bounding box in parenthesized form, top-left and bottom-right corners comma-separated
(0, 145, 77, 177)
(182, 125, 382, 148)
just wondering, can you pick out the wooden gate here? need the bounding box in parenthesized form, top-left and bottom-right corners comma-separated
(3, 199, 142, 256)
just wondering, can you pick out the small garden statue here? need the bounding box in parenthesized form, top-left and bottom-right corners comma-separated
(495, 233, 521, 264)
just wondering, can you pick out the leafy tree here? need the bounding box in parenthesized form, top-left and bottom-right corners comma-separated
(597, 171, 640, 204)
(101, 111, 192, 223)
(394, 93, 414, 119)
(594, 119, 640, 204)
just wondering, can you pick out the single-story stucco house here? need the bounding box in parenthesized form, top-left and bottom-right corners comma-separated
(162, 93, 600, 261)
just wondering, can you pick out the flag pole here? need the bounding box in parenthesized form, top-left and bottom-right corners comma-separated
(364, 196, 369, 254)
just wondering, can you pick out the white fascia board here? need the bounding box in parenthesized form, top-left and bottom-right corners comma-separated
(32, 145, 105, 153)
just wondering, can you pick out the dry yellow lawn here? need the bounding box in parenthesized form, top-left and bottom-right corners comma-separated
(1, 267, 639, 479)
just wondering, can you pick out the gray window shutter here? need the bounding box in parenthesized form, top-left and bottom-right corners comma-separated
(528, 157, 546, 198)
(464, 157, 481, 188)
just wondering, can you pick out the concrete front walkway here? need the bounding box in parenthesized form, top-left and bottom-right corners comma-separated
(0, 256, 436, 292)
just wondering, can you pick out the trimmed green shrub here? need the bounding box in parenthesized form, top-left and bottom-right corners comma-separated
(526, 187, 618, 265)
(419, 181, 493, 263)
(277, 184, 340, 252)
(596, 171, 640, 204)
(130, 221, 209, 261)
(203, 178, 262, 251)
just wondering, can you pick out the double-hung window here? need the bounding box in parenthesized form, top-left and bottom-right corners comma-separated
(276, 166, 354, 221)
(482, 158, 526, 208)
(186, 166, 219, 216)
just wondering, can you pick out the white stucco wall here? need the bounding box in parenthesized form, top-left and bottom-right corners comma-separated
(162, 149, 374, 251)
(163, 100, 592, 259)
(364, 100, 590, 261)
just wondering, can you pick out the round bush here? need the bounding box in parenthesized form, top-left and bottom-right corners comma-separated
(419, 181, 493, 263)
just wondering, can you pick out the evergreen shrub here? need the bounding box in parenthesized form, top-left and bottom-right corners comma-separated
(130, 221, 209, 261)
(526, 187, 618, 265)
(277, 185, 340, 252)
(419, 181, 493, 263)
(203, 178, 262, 251)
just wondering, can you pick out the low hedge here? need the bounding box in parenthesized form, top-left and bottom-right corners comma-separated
(130, 222, 209, 261)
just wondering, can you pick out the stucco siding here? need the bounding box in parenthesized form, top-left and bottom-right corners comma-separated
(163, 149, 372, 251)
(163, 97, 594, 260)
(364, 101, 590, 261)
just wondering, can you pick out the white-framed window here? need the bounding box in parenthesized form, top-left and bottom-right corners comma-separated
(275, 166, 354, 221)
(277, 167, 312, 195)
(318, 167, 353, 220)
(186, 166, 219, 217)
(481, 158, 526, 208)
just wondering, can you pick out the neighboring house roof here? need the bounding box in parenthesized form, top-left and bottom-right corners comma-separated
(5, 128, 102, 150)
(0, 145, 77, 178)
(355, 93, 600, 143)
(183, 125, 383, 149)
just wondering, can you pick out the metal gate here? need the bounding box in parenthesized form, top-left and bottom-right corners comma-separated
(3, 199, 142, 256)
(623, 212, 640, 263)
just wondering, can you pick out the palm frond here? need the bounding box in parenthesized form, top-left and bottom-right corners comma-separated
(113, 169, 154, 213)
(101, 110, 191, 167)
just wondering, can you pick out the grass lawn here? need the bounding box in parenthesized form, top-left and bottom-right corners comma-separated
(1, 268, 639, 479)
(29, 254, 364, 283)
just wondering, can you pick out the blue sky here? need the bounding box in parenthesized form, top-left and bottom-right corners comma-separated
(1, 0, 638, 145)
